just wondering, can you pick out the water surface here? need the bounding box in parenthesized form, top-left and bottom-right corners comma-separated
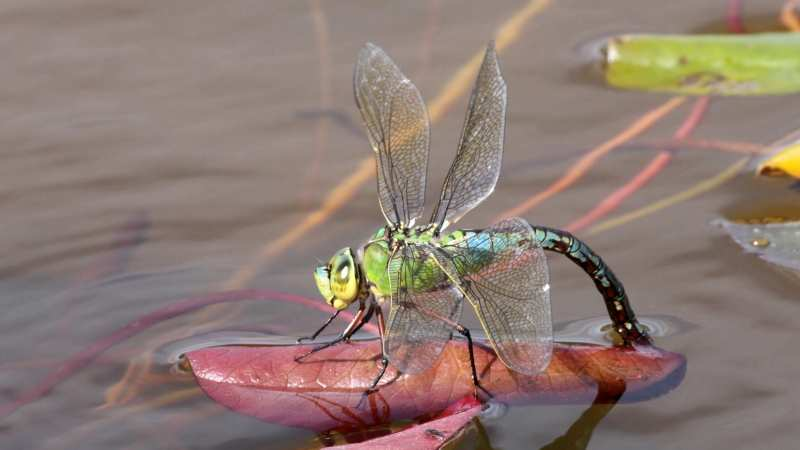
(1, 1, 798, 448)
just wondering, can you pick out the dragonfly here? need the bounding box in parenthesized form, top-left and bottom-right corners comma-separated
(298, 42, 651, 399)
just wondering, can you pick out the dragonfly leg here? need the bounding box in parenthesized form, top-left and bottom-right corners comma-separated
(345, 303, 374, 343)
(295, 301, 368, 362)
(296, 310, 341, 343)
(358, 305, 389, 408)
(401, 302, 493, 401)
(358, 355, 389, 409)
(455, 324, 493, 400)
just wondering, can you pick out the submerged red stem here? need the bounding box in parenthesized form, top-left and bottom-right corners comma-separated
(727, 0, 746, 33)
(0, 289, 374, 419)
(564, 97, 710, 233)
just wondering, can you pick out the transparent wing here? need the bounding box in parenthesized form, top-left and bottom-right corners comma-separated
(355, 43, 430, 227)
(431, 42, 507, 230)
(384, 244, 464, 374)
(435, 217, 552, 375)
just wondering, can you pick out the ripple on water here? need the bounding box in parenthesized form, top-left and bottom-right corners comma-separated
(156, 331, 301, 366)
(554, 314, 698, 345)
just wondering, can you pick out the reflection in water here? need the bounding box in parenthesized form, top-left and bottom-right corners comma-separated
(539, 381, 626, 450)
(453, 383, 624, 450)
(472, 419, 497, 450)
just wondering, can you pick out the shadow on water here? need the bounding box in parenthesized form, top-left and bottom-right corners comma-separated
(449, 379, 627, 450)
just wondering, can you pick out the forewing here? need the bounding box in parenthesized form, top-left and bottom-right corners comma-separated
(431, 43, 507, 229)
(355, 43, 430, 227)
(436, 217, 552, 375)
(385, 244, 463, 374)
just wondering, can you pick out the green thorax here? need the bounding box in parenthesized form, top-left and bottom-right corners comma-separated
(360, 226, 488, 298)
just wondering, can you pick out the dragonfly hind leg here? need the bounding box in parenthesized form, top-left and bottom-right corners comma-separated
(455, 324, 493, 401)
(358, 355, 389, 408)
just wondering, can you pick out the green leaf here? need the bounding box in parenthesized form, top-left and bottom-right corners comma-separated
(604, 33, 800, 95)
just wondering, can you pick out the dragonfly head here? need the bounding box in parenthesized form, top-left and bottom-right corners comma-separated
(313, 247, 365, 311)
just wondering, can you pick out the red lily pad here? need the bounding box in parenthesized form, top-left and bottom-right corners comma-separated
(187, 338, 685, 433)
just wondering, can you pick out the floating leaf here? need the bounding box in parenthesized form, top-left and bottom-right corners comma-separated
(604, 33, 800, 95)
(756, 141, 800, 178)
(187, 339, 685, 433)
(713, 218, 800, 271)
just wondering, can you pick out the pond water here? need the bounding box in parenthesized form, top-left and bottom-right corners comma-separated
(2, 0, 799, 448)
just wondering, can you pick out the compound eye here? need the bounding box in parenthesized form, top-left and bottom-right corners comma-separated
(329, 248, 359, 302)
(313, 264, 334, 303)
(333, 260, 350, 282)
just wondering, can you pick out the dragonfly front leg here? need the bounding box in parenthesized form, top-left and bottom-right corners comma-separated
(296, 310, 341, 343)
(295, 301, 371, 362)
